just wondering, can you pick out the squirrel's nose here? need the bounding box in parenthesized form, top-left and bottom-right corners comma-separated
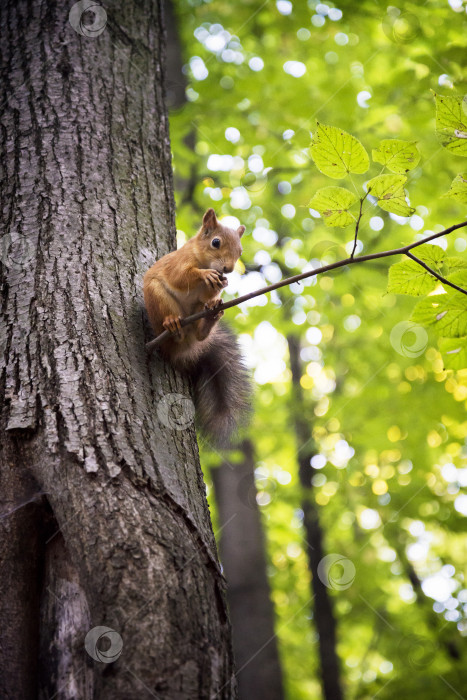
(223, 265, 233, 273)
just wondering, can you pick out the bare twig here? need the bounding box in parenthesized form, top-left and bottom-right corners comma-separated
(146, 220, 467, 353)
(351, 194, 367, 258)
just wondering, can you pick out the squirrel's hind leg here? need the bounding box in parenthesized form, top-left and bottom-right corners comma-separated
(144, 278, 185, 339)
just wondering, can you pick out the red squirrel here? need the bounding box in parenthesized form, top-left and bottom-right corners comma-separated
(143, 208, 251, 445)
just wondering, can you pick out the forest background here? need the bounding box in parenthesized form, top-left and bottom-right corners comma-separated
(168, 0, 467, 698)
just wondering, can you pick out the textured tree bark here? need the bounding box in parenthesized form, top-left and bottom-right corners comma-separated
(0, 1, 235, 698)
(212, 440, 285, 700)
(287, 336, 344, 700)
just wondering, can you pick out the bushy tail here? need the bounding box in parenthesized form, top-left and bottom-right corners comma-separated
(191, 323, 251, 447)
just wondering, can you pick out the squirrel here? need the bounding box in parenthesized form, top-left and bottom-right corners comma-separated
(143, 208, 251, 446)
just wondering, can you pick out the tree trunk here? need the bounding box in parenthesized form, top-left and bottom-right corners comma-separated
(212, 440, 284, 700)
(287, 336, 344, 700)
(0, 1, 235, 698)
(387, 529, 461, 662)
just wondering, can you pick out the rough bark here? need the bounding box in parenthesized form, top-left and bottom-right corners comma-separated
(287, 335, 344, 700)
(0, 1, 235, 697)
(212, 440, 284, 700)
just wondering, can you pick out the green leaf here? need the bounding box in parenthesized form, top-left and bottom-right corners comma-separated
(388, 260, 438, 296)
(446, 268, 467, 286)
(439, 336, 467, 370)
(414, 244, 445, 265)
(411, 289, 467, 337)
(372, 139, 420, 174)
(434, 93, 467, 157)
(308, 187, 358, 227)
(441, 173, 467, 203)
(366, 174, 414, 216)
(310, 123, 369, 179)
(391, 247, 466, 295)
(445, 256, 467, 275)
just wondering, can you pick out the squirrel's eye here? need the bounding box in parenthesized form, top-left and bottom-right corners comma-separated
(211, 238, 221, 249)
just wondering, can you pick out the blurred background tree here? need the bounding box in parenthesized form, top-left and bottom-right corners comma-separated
(168, 1, 467, 698)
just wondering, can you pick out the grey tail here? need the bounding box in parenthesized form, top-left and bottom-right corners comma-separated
(191, 323, 252, 447)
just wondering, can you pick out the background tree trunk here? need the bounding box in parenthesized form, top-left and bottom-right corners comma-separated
(212, 440, 284, 700)
(287, 335, 344, 700)
(0, 1, 235, 698)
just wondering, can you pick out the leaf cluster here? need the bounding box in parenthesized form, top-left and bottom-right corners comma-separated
(307, 95, 467, 370)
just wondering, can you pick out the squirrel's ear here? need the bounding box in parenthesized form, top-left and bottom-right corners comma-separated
(202, 208, 217, 233)
(237, 225, 245, 238)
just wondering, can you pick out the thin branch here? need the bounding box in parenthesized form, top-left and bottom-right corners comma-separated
(146, 220, 467, 353)
(405, 251, 467, 296)
(351, 196, 365, 258)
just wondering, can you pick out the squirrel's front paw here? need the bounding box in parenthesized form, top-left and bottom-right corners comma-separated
(163, 315, 183, 336)
(201, 269, 226, 290)
(204, 299, 224, 320)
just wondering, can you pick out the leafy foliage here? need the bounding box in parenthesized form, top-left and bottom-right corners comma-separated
(438, 336, 467, 370)
(372, 139, 420, 174)
(443, 173, 467, 204)
(305, 115, 466, 373)
(170, 1, 467, 698)
(388, 246, 449, 296)
(434, 93, 467, 156)
(412, 291, 467, 336)
(310, 123, 369, 179)
(366, 173, 414, 215)
(308, 186, 357, 227)
(388, 260, 438, 296)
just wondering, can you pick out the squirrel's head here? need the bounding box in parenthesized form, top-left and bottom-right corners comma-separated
(196, 208, 245, 274)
